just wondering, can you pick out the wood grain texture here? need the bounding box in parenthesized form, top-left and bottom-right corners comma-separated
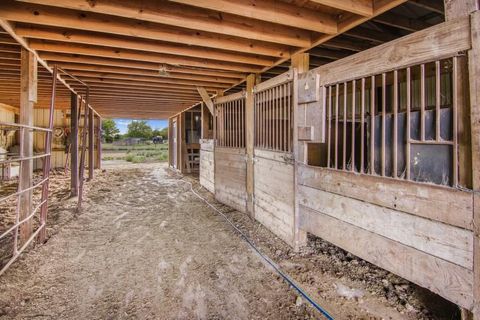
(299, 205, 474, 309)
(313, 17, 471, 85)
(215, 148, 247, 213)
(298, 164, 473, 230)
(298, 184, 473, 269)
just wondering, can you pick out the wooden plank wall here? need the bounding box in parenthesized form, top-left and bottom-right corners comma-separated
(199, 139, 214, 193)
(292, 16, 477, 311)
(33, 108, 68, 170)
(214, 147, 247, 213)
(0, 105, 17, 150)
(254, 149, 295, 245)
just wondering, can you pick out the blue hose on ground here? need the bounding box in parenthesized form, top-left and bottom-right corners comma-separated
(181, 179, 335, 320)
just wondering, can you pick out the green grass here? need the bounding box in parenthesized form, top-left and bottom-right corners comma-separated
(103, 143, 168, 163)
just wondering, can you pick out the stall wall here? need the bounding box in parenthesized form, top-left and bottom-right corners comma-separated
(214, 147, 247, 213)
(199, 139, 214, 193)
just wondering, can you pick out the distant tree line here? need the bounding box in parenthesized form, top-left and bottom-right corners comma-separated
(102, 119, 168, 143)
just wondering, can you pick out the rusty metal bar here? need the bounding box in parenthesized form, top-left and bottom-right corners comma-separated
(381, 73, 386, 177)
(393, 70, 398, 178)
(343, 82, 347, 170)
(435, 60, 441, 141)
(370, 75, 375, 175)
(406, 67, 412, 180)
(327, 85, 332, 168)
(351, 80, 356, 172)
(452, 57, 458, 186)
(335, 83, 339, 169)
(420, 64, 426, 141)
(360, 78, 365, 174)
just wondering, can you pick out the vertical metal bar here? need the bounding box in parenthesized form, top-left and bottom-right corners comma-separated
(335, 83, 339, 169)
(283, 84, 287, 152)
(393, 70, 398, 178)
(420, 63, 426, 141)
(269, 88, 272, 150)
(435, 60, 441, 141)
(13, 127, 24, 254)
(370, 75, 375, 175)
(327, 85, 332, 168)
(343, 82, 347, 170)
(351, 80, 356, 172)
(39, 65, 57, 242)
(406, 67, 411, 180)
(381, 73, 386, 177)
(360, 78, 365, 174)
(273, 86, 277, 150)
(287, 85, 291, 152)
(452, 57, 458, 186)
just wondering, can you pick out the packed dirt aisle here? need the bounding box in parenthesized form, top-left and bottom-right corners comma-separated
(0, 163, 459, 319)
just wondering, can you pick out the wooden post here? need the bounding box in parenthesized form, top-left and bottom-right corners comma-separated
(444, 0, 479, 20)
(245, 73, 256, 216)
(19, 48, 37, 243)
(468, 9, 480, 320)
(70, 92, 78, 196)
(291, 52, 309, 250)
(88, 106, 94, 180)
(95, 115, 102, 169)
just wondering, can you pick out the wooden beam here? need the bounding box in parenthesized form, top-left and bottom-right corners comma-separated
(309, 0, 373, 16)
(29, 41, 265, 72)
(70, 92, 78, 196)
(0, 1, 288, 58)
(196, 87, 214, 114)
(171, 0, 337, 34)
(17, 26, 275, 66)
(19, 47, 37, 242)
(373, 11, 432, 31)
(16, 0, 311, 47)
(52, 63, 240, 83)
(409, 0, 444, 14)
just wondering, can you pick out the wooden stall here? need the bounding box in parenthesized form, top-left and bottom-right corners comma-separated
(295, 16, 477, 311)
(199, 103, 215, 193)
(168, 105, 202, 173)
(253, 71, 296, 245)
(213, 91, 247, 213)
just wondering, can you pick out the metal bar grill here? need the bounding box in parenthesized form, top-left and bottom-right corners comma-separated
(214, 94, 246, 148)
(322, 56, 460, 187)
(254, 81, 293, 153)
(0, 65, 58, 276)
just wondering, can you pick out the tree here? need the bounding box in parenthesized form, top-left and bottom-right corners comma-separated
(126, 120, 153, 139)
(102, 119, 120, 143)
(152, 127, 168, 139)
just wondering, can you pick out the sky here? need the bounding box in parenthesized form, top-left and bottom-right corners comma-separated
(114, 119, 168, 134)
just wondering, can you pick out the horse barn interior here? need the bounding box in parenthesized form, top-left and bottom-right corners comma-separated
(0, 0, 480, 319)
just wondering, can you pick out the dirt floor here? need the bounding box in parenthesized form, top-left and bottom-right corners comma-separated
(0, 162, 460, 319)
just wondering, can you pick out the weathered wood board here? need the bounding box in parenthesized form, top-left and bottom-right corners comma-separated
(298, 184, 473, 269)
(299, 205, 473, 309)
(214, 147, 247, 213)
(254, 149, 295, 245)
(199, 139, 214, 193)
(298, 164, 473, 230)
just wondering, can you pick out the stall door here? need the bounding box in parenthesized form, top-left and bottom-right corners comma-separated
(253, 71, 296, 245)
(213, 92, 247, 213)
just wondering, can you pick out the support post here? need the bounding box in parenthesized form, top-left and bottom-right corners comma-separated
(245, 74, 256, 216)
(88, 107, 94, 180)
(70, 92, 78, 196)
(291, 52, 309, 250)
(469, 9, 480, 320)
(19, 48, 37, 243)
(95, 115, 102, 169)
(197, 87, 214, 115)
